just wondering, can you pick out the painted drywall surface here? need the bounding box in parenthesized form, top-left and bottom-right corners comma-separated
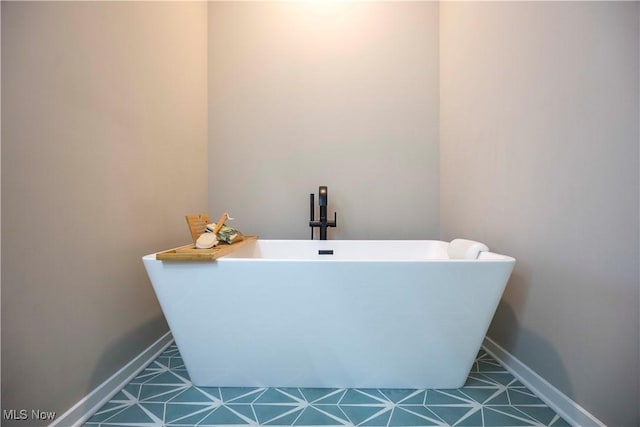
(208, 2, 439, 240)
(440, 2, 639, 425)
(0, 4, 3, 419)
(1, 2, 207, 424)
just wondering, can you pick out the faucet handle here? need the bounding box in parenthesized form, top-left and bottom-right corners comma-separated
(329, 211, 337, 227)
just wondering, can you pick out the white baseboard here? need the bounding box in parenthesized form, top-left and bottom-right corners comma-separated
(50, 331, 174, 427)
(482, 336, 605, 427)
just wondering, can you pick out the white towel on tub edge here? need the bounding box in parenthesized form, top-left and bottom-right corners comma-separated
(448, 238, 489, 259)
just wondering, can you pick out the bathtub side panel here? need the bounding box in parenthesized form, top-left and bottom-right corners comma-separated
(143, 256, 513, 389)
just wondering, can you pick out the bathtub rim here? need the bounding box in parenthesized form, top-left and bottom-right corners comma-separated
(143, 239, 516, 263)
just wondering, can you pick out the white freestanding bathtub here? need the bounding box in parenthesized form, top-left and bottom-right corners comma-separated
(143, 239, 515, 389)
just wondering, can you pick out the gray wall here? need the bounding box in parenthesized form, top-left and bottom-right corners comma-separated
(0, 3, 3, 417)
(1, 2, 207, 424)
(2, 2, 639, 425)
(208, 2, 439, 240)
(440, 2, 639, 425)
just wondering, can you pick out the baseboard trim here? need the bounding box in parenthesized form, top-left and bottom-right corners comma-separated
(50, 331, 173, 427)
(482, 336, 605, 427)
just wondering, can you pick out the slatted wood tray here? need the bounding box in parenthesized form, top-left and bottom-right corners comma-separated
(156, 235, 258, 261)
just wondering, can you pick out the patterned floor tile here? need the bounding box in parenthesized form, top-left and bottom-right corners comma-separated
(198, 406, 252, 425)
(220, 387, 264, 404)
(84, 344, 569, 426)
(340, 404, 384, 425)
(300, 388, 341, 404)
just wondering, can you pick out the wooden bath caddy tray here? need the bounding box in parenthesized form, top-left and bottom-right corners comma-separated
(156, 214, 256, 261)
(156, 235, 258, 261)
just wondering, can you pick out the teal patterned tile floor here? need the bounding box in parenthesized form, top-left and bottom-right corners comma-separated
(85, 344, 569, 426)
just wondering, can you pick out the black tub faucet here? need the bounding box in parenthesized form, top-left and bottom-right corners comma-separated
(309, 186, 337, 240)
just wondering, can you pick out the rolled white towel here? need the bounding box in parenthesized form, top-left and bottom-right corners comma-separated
(448, 238, 489, 260)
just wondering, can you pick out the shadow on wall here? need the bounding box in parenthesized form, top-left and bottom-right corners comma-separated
(489, 268, 574, 400)
(84, 315, 168, 421)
